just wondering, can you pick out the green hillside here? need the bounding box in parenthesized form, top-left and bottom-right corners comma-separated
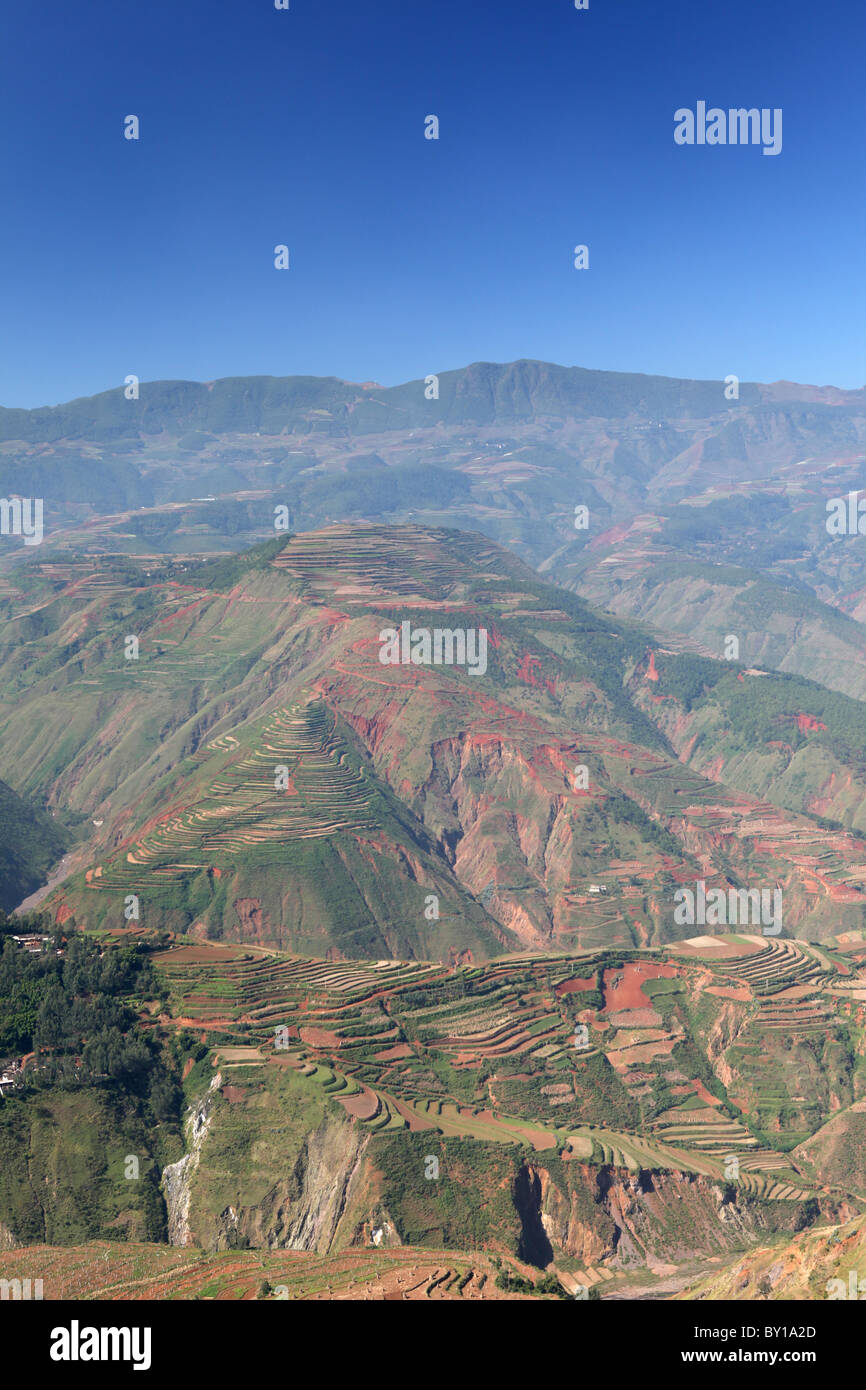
(3, 523, 866, 949)
(0, 779, 66, 911)
(0, 928, 181, 1243)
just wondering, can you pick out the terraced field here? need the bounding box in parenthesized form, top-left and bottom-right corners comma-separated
(0, 1240, 538, 1301)
(147, 933, 848, 1206)
(93, 700, 376, 885)
(154, 942, 443, 1024)
(273, 524, 483, 600)
(10, 525, 866, 1296)
(665, 935, 860, 1148)
(710, 937, 834, 1034)
(59, 680, 507, 958)
(22, 522, 866, 960)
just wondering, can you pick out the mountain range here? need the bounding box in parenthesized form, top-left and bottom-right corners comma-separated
(4, 522, 866, 954)
(4, 359, 866, 1301)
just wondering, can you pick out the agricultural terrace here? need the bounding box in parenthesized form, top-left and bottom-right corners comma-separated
(0, 1240, 549, 1301)
(147, 933, 849, 1201)
(82, 700, 375, 896)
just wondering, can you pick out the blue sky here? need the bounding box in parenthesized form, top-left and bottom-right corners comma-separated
(1, 0, 864, 406)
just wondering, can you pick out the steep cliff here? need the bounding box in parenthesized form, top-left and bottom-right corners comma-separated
(184, 1065, 372, 1254)
(518, 1159, 818, 1270)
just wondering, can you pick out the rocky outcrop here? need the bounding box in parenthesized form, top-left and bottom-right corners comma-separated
(705, 1000, 748, 1090)
(677, 1212, 866, 1300)
(161, 1072, 223, 1247)
(0, 1221, 20, 1250)
(209, 1112, 369, 1255)
(517, 1161, 812, 1270)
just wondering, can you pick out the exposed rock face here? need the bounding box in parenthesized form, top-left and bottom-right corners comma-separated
(705, 1000, 747, 1090)
(366, 1216, 401, 1249)
(514, 1164, 554, 1266)
(161, 1072, 223, 1247)
(329, 713, 628, 949)
(233, 897, 267, 942)
(518, 1161, 810, 1270)
(531, 1167, 615, 1266)
(209, 1113, 369, 1255)
(0, 1221, 20, 1250)
(678, 1211, 866, 1300)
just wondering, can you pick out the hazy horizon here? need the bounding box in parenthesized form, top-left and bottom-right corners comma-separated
(5, 355, 866, 415)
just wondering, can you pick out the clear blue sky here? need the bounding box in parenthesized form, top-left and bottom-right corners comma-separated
(1, 0, 864, 406)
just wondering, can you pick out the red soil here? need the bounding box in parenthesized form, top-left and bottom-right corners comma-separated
(373, 1043, 413, 1061)
(300, 1026, 342, 1047)
(795, 713, 828, 734)
(692, 1079, 722, 1107)
(338, 1087, 380, 1121)
(158, 597, 206, 628)
(516, 652, 557, 697)
(603, 961, 676, 1010)
(555, 975, 596, 996)
(607, 1008, 662, 1029)
(172, 1016, 233, 1030)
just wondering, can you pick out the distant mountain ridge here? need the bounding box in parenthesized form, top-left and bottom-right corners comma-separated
(5, 360, 866, 848)
(4, 359, 866, 604)
(3, 358, 864, 443)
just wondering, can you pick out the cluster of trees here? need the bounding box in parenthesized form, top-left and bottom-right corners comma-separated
(494, 1268, 570, 1298)
(595, 790, 684, 859)
(653, 653, 730, 711)
(659, 651, 866, 763)
(373, 1133, 519, 1249)
(716, 673, 866, 759)
(0, 923, 179, 1122)
(179, 534, 289, 591)
(287, 461, 471, 523)
(127, 499, 260, 542)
